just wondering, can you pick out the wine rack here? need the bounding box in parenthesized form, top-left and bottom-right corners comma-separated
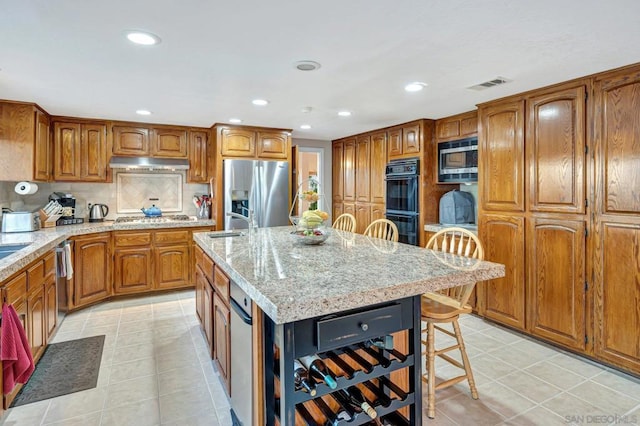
(265, 296, 422, 426)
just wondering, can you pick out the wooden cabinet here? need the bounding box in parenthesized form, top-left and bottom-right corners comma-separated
(203, 275, 214, 358)
(387, 127, 402, 158)
(213, 292, 231, 394)
(477, 214, 526, 329)
(27, 284, 46, 360)
(257, 131, 288, 159)
(114, 247, 153, 294)
(112, 126, 150, 156)
(0, 102, 51, 182)
(387, 123, 421, 159)
(355, 135, 371, 202)
(332, 201, 343, 222)
(371, 203, 386, 222)
(343, 138, 356, 202)
(53, 121, 108, 182)
(150, 128, 187, 158)
(155, 245, 191, 289)
(526, 86, 586, 214)
(44, 277, 57, 340)
(355, 203, 371, 234)
(220, 127, 255, 157)
(218, 126, 290, 160)
(343, 202, 356, 218)
(188, 130, 210, 183)
(72, 233, 112, 308)
(332, 142, 344, 201)
(436, 110, 478, 142)
(370, 131, 387, 204)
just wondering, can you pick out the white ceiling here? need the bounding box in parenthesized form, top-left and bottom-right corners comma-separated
(1, 0, 639, 141)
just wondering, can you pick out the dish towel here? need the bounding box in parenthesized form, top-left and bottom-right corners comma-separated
(64, 241, 73, 280)
(1, 303, 34, 394)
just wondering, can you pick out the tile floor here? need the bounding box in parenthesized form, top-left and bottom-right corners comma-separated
(0, 290, 639, 425)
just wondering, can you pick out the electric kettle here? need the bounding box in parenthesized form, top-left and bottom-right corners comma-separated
(89, 203, 109, 222)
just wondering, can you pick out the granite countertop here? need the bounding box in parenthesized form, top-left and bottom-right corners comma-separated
(424, 223, 478, 234)
(0, 218, 215, 282)
(193, 226, 504, 324)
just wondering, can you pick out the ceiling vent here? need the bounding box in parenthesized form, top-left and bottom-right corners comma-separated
(467, 76, 512, 91)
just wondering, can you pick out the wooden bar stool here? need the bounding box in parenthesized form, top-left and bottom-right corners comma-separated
(422, 227, 484, 418)
(363, 218, 399, 242)
(332, 213, 356, 233)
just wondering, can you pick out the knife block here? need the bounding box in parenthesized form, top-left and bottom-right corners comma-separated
(39, 209, 62, 228)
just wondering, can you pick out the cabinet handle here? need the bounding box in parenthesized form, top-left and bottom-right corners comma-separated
(359, 322, 368, 332)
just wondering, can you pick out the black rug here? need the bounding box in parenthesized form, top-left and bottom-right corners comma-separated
(11, 335, 105, 407)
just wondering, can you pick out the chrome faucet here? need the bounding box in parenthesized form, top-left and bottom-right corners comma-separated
(226, 210, 255, 230)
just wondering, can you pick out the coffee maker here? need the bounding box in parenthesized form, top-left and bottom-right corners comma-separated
(49, 192, 84, 225)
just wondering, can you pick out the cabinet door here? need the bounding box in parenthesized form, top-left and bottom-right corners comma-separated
(387, 127, 403, 158)
(195, 264, 206, 324)
(27, 284, 46, 360)
(114, 247, 153, 294)
(343, 202, 356, 219)
(44, 277, 57, 341)
(155, 244, 191, 289)
(73, 233, 111, 307)
(112, 126, 150, 156)
(257, 131, 288, 159)
(151, 128, 188, 158)
(332, 142, 344, 201)
(213, 293, 231, 394)
(343, 138, 356, 202)
(203, 274, 214, 358)
(81, 123, 108, 181)
(460, 115, 478, 138)
(527, 218, 586, 350)
(221, 128, 255, 157)
(478, 214, 526, 330)
(188, 130, 209, 183)
(436, 111, 478, 142)
(355, 135, 371, 203)
(34, 109, 51, 181)
(332, 202, 343, 223)
(371, 203, 386, 221)
(479, 100, 526, 212)
(53, 122, 81, 180)
(402, 123, 421, 155)
(355, 203, 371, 234)
(370, 131, 387, 204)
(527, 86, 586, 213)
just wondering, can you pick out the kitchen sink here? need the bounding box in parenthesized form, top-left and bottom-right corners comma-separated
(208, 231, 246, 239)
(0, 243, 31, 260)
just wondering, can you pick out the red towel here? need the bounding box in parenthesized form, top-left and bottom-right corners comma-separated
(1, 303, 34, 394)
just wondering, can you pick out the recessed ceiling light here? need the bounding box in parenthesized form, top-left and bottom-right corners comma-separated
(301, 106, 313, 113)
(136, 109, 152, 115)
(229, 118, 242, 124)
(404, 82, 427, 92)
(252, 99, 269, 106)
(338, 111, 352, 117)
(300, 124, 312, 130)
(295, 60, 321, 71)
(126, 31, 161, 46)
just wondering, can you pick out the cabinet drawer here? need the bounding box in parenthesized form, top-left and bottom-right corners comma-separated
(114, 232, 152, 247)
(43, 252, 55, 279)
(4, 272, 27, 305)
(195, 245, 204, 268)
(213, 266, 230, 303)
(202, 253, 214, 284)
(27, 260, 45, 291)
(154, 230, 190, 245)
(316, 303, 404, 352)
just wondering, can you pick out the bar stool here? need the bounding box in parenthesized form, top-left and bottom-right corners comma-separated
(332, 213, 356, 233)
(422, 227, 484, 418)
(363, 219, 399, 242)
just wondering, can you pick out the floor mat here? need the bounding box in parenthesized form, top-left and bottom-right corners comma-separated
(10, 335, 105, 407)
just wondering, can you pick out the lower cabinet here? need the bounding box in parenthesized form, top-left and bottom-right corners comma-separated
(213, 292, 231, 394)
(45, 277, 57, 339)
(155, 245, 190, 289)
(114, 247, 153, 294)
(27, 284, 46, 361)
(203, 276, 214, 357)
(73, 233, 112, 307)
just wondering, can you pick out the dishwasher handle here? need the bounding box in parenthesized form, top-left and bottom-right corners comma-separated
(230, 298, 253, 326)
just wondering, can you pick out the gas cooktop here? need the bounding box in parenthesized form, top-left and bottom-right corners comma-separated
(115, 215, 194, 223)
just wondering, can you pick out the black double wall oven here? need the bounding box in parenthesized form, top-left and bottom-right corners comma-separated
(385, 158, 419, 245)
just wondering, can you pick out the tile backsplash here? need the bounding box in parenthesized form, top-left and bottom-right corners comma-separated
(0, 171, 208, 220)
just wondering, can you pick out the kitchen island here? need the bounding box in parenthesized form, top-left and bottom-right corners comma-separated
(194, 226, 504, 425)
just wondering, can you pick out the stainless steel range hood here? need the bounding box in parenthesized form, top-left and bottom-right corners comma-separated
(109, 156, 189, 170)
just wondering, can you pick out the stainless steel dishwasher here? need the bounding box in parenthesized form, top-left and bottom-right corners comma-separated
(230, 281, 253, 426)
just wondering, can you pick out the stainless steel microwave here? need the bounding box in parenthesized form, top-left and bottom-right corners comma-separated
(438, 137, 478, 182)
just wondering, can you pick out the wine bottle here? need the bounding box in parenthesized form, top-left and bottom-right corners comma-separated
(342, 386, 377, 419)
(299, 355, 338, 389)
(293, 359, 317, 396)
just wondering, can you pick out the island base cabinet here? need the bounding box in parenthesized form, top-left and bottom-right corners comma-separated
(214, 293, 231, 395)
(265, 296, 421, 426)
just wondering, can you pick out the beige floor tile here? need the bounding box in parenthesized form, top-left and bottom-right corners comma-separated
(111, 341, 156, 364)
(156, 347, 202, 373)
(1, 399, 50, 425)
(590, 370, 640, 400)
(502, 406, 567, 426)
(475, 381, 537, 419)
(547, 353, 606, 378)
(421, 408, 459, 425)
(43, 387, 108, 423)
(95, 364, 111, 388)
(462, 332, 506, 353)
(436, 392, 506, 426)
(104, 374, 158, 409)
(120, 309, 153, 323)
(478, 326, 524, 345)
(524, 361, 587, 389)
(508, 338, 561, 359)
(101, 398, 160, 426)
(161, 411, 221, 426)
(497, 371, 562, 403)
(542, 392, 602, 419)
(487, 346, 544, 370)
(48, 331, 81, 344)
(42, 411, 103, 426)
(568, 380, 639, 414)
(158, 365, 208, 396)
(109, 356, 157, 383)
(215, 409, 233, 426)
(84, 314, 120, 327)
(159, 384, 215, 424)
(118, 319, 155, 334)
(56, 319, 85, 333)
(469, 353, 518, 380)
(115, 329, 155, 348)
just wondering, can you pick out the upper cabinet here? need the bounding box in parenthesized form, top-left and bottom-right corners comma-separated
(53, 121, 108, 182)
(387, 123, 421, 160)
(355, 135, 371, 203)
(436, 111, 478, 142)
(151, 128, 187, 158)
(220, 128, 255, 157)
(215, 125, 290, 160)
(0, 102, 51, 182)
(369, 131, 387, 205)
(112, 126, 150, 156)
(187, 130, 210, 183)
(112, 125, 188, 158)
(257, 131, 288, 159)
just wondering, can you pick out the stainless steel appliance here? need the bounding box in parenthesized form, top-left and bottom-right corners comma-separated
(114, 214, 193, 224)
(385, 158, 419, 245)
(230, 281, 253, 426)
(223, 159, 289, 230)
(89, 203, 109, 222)
(439, 190, 475, 224)
(437, 137, 478, 183)
(50, 192, 85, 225)
(1, 211, 40, 233)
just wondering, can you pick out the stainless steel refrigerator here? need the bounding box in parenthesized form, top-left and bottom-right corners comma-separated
(223, 159, 290, 230)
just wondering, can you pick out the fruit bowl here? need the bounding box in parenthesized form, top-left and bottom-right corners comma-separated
(291, 228, 330, 245)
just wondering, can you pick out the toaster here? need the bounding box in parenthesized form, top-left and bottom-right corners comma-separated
(1, 212, 40, 233)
